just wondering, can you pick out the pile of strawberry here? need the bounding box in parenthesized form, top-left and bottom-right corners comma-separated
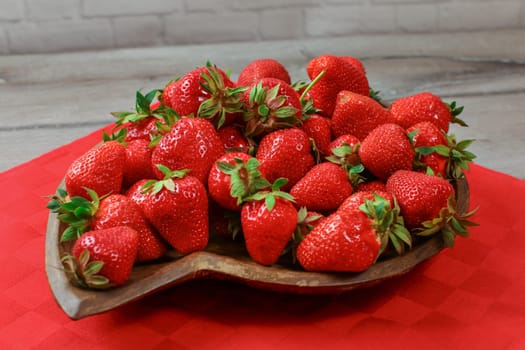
(47, 55, 478, 290)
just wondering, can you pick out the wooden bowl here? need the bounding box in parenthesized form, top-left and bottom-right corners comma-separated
(45, 178, 469, 319)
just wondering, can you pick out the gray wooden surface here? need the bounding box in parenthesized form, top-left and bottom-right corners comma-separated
(1, 29, 524, 178)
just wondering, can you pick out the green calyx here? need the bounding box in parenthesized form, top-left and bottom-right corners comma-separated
(197, 62, 247, 129)
(217, 157, 270, 206)
(62, 249, 111, 290)
(326, 143, 366, 188)
(243, 81, 301, 137)
(359, 194, 412, 256)
(416, 133, 477, 180)
(415, 195, 479, 247)
(446, 101, 468, 127)
(46, 187, 101, 242)
(142, 164, 190, 195)
(244, 177, 295, 212)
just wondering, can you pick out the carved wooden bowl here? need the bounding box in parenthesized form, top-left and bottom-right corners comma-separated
(45, 178, 469, 319)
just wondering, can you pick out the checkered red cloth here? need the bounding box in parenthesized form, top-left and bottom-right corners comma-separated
(1, 126, 524, 350)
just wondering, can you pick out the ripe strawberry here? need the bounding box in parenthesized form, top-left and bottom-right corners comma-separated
(93, 194, 167, 262)
(300, 114, 332, 158)
(151, 117, 224, 185)
(217, 125, 251, 153)
(242, 78, 303, 137)
(237, 58, 291, 87)
(65, 140, 126, 199)
(355, 180, 387, 193)
(358, 123, 415, 181)
(337, 190, 392, 214)
(127, 166, 209, 254)
(386, 170, 477, 246)
(122, 139, 156, 189)
(306, 54, 370, 116)
(407, 121, 448, 177)
(297, 192, 411, 272)
(326, 134, 361, 169)
(331, 90, 392, 140)
(290, 162, 353, 212)
(390, 92, 466, 133)
(208, 152, 265, 211)
(62, 226, 139, 288)
(161, 63, 245, 128)
(256, 128, 314, 191)
(241, 180, 298, 265)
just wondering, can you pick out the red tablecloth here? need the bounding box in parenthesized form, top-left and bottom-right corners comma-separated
(1, 126, 524, 350)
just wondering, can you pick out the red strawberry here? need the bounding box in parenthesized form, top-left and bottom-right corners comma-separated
(355, 180, 387, 193)
(122, 139, 156, 189)
(358, 123, 415, 181)
(241, 181, 298, 265)
(290, 162, 353, 212)
(407, 121, 448, 177)
(62, 226, 139, 288)
(326, 134, 361, 167)
(306, 54, 370, 116)
(386, 170, 477, 246)
(390, 92, 466, 133)
(217, 125, 251, 153)
(337, 190, 392, 214)
(65, 141, 126, 199)
(301, 114, 332, 158)
(256, 128, 314, 191)
(242, 77, 303, 137)
(331, 90, 392, 140)
(127, 166, 209, 254)
(161, 64, 245, 128)
(151, 117, 224, 185)
(93, 194, 166, 262)
(208, 152, 261, 211)
(237, 58, 291, 87)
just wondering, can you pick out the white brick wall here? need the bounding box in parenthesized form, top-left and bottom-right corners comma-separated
(0, 0, 523, 54)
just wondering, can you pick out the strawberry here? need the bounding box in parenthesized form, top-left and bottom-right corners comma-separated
(325, 134, 362, 178)
(208, 152, 266, 211)
(407, 121, 448, 177)
(386, 170, 477, 246)
(331, 90, 392, 141)
(151, 117, 224, 185)
(242, 77, 303, 137)
(355, 180, 387, 193)
(297, 192, 410, 272)
(93, 194, 167, 262)
(217, 125, 251, 153)
(256, 128, 314, 191)
(65, 140, 126, 199)
(127, 165, 209, 254)
(62, 226, 139, 288)
(241, 179, 298, 265)
(300, 114, 332, 158)
(290, 162, 353, 212)
(306, 54, 370, 116)
(161, 63, 245, 128)
(358, 123, 415, 181)
(237, 58, 291, 87)
(122, 139, 157, 189)
(337, 190, 392, 214)
(390, 92, 466, 133)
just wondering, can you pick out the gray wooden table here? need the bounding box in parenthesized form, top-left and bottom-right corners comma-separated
(1, 29, 524, 178)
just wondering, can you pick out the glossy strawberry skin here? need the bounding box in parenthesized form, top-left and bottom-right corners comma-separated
(358, 123, 415, 181)
(390, 92, 453, 133)
(290, 162, 353, 212)
(306, 54, 370, 117)
(217, 125, 251, 153)
(93, 194, 166, 263)
(124, 117, 161, 142)
(65, 141, 126, 199)
(301, 114, 332, 157)
(127, 177, 209, 254)
(386, 170, 455, 228)
(72, 226, 139, 286)
(256, 128, 314, 191)
(296, 211, 380, 272)
(237, 58, 291, 87)
(151, 118, 224, 184)
(241, 198, 298, 266)
(122, 139, 156, 189)
(407, 121, 448, 177)
(331, 90, 392, 141)
(208, 152, 253, 211)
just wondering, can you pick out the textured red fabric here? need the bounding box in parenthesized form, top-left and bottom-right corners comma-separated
(1, 125, 524, 350)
